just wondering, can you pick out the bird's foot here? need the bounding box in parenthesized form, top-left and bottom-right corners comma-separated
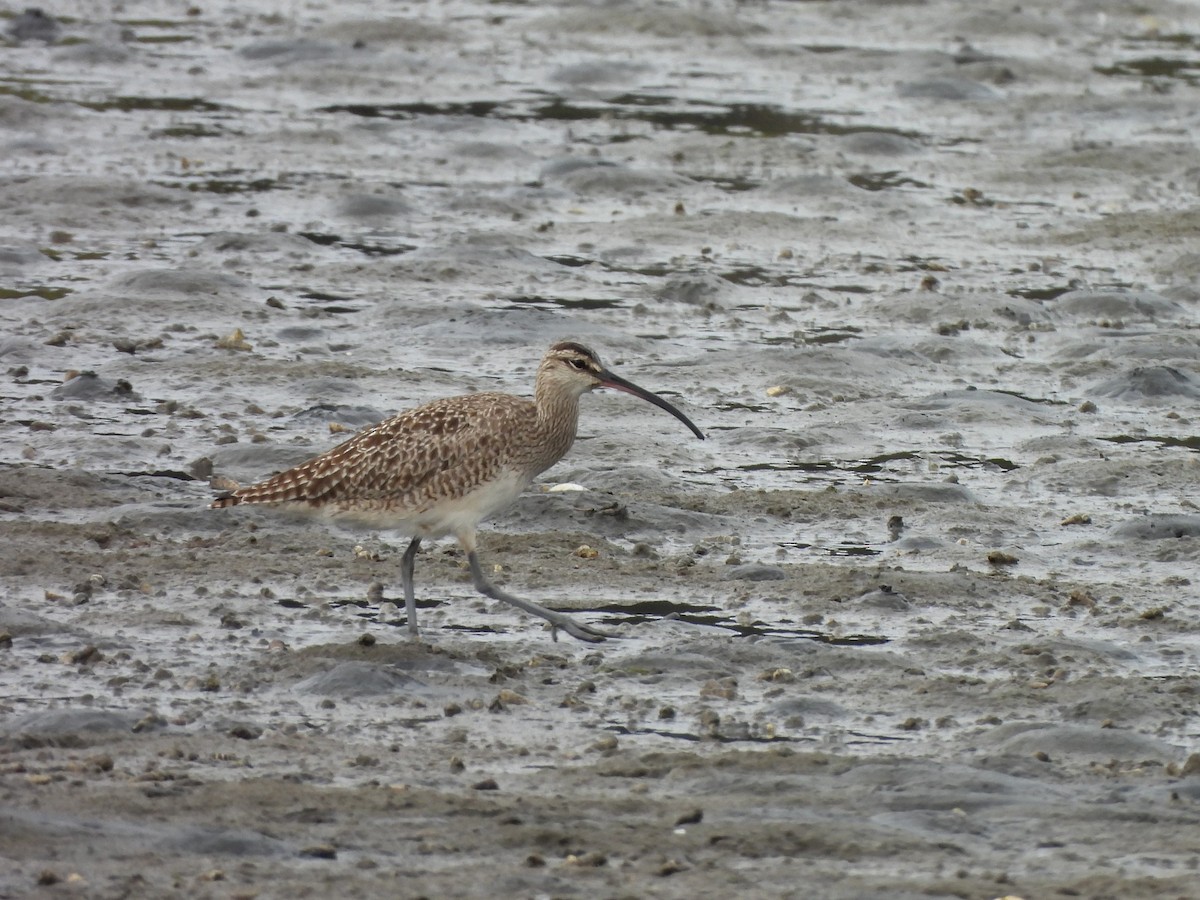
(467, 551, 617, 644)
(547, 613, 618, 644)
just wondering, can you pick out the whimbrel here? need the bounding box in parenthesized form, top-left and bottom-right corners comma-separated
(211, 341, 705, 643)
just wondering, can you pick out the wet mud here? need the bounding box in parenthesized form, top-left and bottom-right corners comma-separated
(3, 1, 1200, 897)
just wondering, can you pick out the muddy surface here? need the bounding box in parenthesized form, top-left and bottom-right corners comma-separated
(3, 1, 1200, 897)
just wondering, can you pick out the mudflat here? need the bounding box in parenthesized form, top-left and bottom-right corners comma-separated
(2, 2, 1199, 897)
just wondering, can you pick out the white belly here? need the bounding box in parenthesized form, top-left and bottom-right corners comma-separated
(411, 470, 531, 539)
(308, 469, 531, 540)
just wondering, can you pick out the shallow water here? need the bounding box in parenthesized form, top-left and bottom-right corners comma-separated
(3, 1, 1200, 897)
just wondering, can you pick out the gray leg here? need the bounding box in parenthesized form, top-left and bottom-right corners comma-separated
(401, 536, 421, 638)
(466, 550, 614, 644)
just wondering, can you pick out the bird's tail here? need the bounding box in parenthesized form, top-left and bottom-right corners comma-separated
(209, 475, 242, 509)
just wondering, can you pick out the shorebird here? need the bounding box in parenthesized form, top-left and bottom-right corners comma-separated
(211, 341, 704, 643)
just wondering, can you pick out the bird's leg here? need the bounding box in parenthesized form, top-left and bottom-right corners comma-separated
(401, 536, 421, 638)
(465, 551, 615, 644)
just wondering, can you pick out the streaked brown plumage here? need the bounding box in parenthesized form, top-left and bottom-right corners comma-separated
(212, 340, 704, 642)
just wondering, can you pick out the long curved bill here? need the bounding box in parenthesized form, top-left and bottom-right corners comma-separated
(598, 369, 706, 440)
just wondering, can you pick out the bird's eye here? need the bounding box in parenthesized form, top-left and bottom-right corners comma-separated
(569, 358, 589, 370)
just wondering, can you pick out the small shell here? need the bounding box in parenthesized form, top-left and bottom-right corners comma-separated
(215, 328, 252, 351)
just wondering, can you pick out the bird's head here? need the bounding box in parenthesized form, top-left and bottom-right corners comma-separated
(539, 340, 705, 440)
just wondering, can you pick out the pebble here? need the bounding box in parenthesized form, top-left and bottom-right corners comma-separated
(674, 808, 703, 826)
(215, 328, 253, 351)
(299, 844, 338, 860)
(725, 563, 787, 581)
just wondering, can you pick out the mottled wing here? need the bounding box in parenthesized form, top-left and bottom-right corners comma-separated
(211, 393, 536, 513)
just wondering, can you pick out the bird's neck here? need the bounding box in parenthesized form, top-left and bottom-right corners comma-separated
(531, 383, 583, 474)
